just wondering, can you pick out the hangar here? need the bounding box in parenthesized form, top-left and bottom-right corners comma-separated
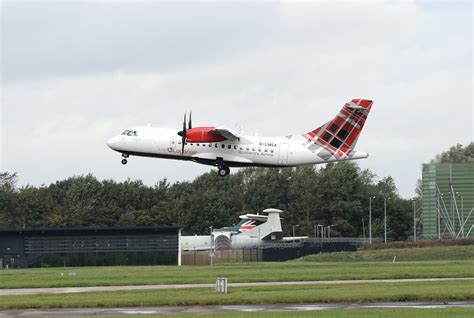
(0, 226, 181, 268)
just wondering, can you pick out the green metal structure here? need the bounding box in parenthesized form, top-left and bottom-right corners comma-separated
(422, 163, 474, 239)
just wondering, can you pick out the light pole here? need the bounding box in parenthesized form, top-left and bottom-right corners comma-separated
(317, 224, 324, 242)
(210, 226, 213, 249)
(327, 225, 334, 241)
(292, 225, 299, 247)
(456, 192, 464, 238)
(369, 196, 375, 244)
(438, 193, 443, 240)
(413, 200, 417, 242)
(461, 194, 464, 238)
(362, 218, 366, 240)
(384, 196, 387, 244)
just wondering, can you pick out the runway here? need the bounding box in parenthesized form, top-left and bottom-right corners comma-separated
(0, 301, 473, 317)
(1, 277, 473, 296)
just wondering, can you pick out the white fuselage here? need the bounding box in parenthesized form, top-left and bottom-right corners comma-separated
(106, 126, 368, 168)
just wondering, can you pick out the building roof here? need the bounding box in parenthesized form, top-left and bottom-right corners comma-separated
(0, 226, 180, 236)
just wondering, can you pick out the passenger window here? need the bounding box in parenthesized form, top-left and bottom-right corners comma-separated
(264, 148, 268, 152)
(134, 131, 138, 136)
(240, 146, 243, 150)
(196, 144, 200, 146)
(270, 149, 274, 153)
(215, 144, 218, 148)
(258, 148, 261, 152)
(234, 145, 237, 150)
(222, 144, 225, 149)
(252, 148, 255, 151)
(246, 146, 249, 151)
(209, 144, 212, 147)
(228, 145, 231, 149)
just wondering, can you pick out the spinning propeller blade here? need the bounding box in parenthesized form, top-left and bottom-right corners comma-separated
(177, 111, 192, 155)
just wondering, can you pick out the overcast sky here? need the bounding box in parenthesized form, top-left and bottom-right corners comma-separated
(1, 0, 472, 198)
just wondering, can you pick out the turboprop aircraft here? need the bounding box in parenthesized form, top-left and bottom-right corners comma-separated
(107, 99, 373, 176)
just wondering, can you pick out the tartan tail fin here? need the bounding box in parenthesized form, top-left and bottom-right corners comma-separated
(304, 99, 373, 155)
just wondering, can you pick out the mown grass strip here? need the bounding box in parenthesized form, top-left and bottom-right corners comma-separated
(0, 280, 472, 309)
(1, 260, 473, 289)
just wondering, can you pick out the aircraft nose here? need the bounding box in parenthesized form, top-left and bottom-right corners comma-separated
(106, 136, 119, 150)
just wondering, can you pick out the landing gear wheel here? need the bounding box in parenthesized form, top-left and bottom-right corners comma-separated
(218, 166, 230, 177)
(121, 159, 128, 165)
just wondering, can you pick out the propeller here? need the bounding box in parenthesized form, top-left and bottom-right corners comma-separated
(177, 112, 188, 154)
(188, 111, 192, 129)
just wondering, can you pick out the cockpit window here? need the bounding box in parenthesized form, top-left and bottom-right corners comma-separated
(123, 130, 138, 136)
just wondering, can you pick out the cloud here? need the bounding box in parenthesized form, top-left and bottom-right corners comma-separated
(1, 1, 472, 197)
(2, 2, 278, 82)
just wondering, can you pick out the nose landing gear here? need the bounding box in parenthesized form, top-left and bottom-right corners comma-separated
(121, 154, 129, 165)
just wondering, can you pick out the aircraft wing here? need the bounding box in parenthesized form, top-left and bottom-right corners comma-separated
(209, 124, 242, 141)
(282, 236, 309, 241)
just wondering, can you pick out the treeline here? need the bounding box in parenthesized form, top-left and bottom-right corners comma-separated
(0, 163, 413, 240)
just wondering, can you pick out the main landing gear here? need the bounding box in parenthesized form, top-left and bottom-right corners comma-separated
(218, 166, 230, 177)
(121, 154, 129, 165)
(216, 158, 230, 177)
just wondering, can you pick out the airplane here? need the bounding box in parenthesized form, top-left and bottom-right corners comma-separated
(181, 208, 309, 251)
(106, 98, 373, 176)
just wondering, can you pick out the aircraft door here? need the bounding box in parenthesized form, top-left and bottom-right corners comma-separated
(169, 137, 177, 151)
(278, 142, 289, 165)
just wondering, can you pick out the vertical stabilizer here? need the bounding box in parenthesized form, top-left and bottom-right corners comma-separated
(304, 99, 373, 158)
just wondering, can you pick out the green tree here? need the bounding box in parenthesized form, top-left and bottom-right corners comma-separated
(316, 163, 367, 237)
(431, 142, 474, 163)
(15, 186, 58, 227)
(287, 166, 320, 235)
(0, 172, 18, 227)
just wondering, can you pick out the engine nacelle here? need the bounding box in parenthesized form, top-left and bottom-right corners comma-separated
(185, 127, 226, 143)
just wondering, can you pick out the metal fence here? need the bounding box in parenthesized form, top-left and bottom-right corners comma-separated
(181, 240, 361, 265)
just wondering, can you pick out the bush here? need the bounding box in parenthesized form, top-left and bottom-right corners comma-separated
(362, 239, 474, 250)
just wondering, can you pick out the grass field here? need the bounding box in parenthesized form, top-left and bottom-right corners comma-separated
(0, 280, 473, 309)
(1, 244, 473, 311)
(0, 259, 473, 289)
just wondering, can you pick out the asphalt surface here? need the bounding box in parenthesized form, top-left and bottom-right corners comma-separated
(1, 301, 474, 317)
(1, 277, 473, 296)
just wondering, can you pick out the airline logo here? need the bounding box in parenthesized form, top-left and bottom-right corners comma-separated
(238, 219, 257, 232)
